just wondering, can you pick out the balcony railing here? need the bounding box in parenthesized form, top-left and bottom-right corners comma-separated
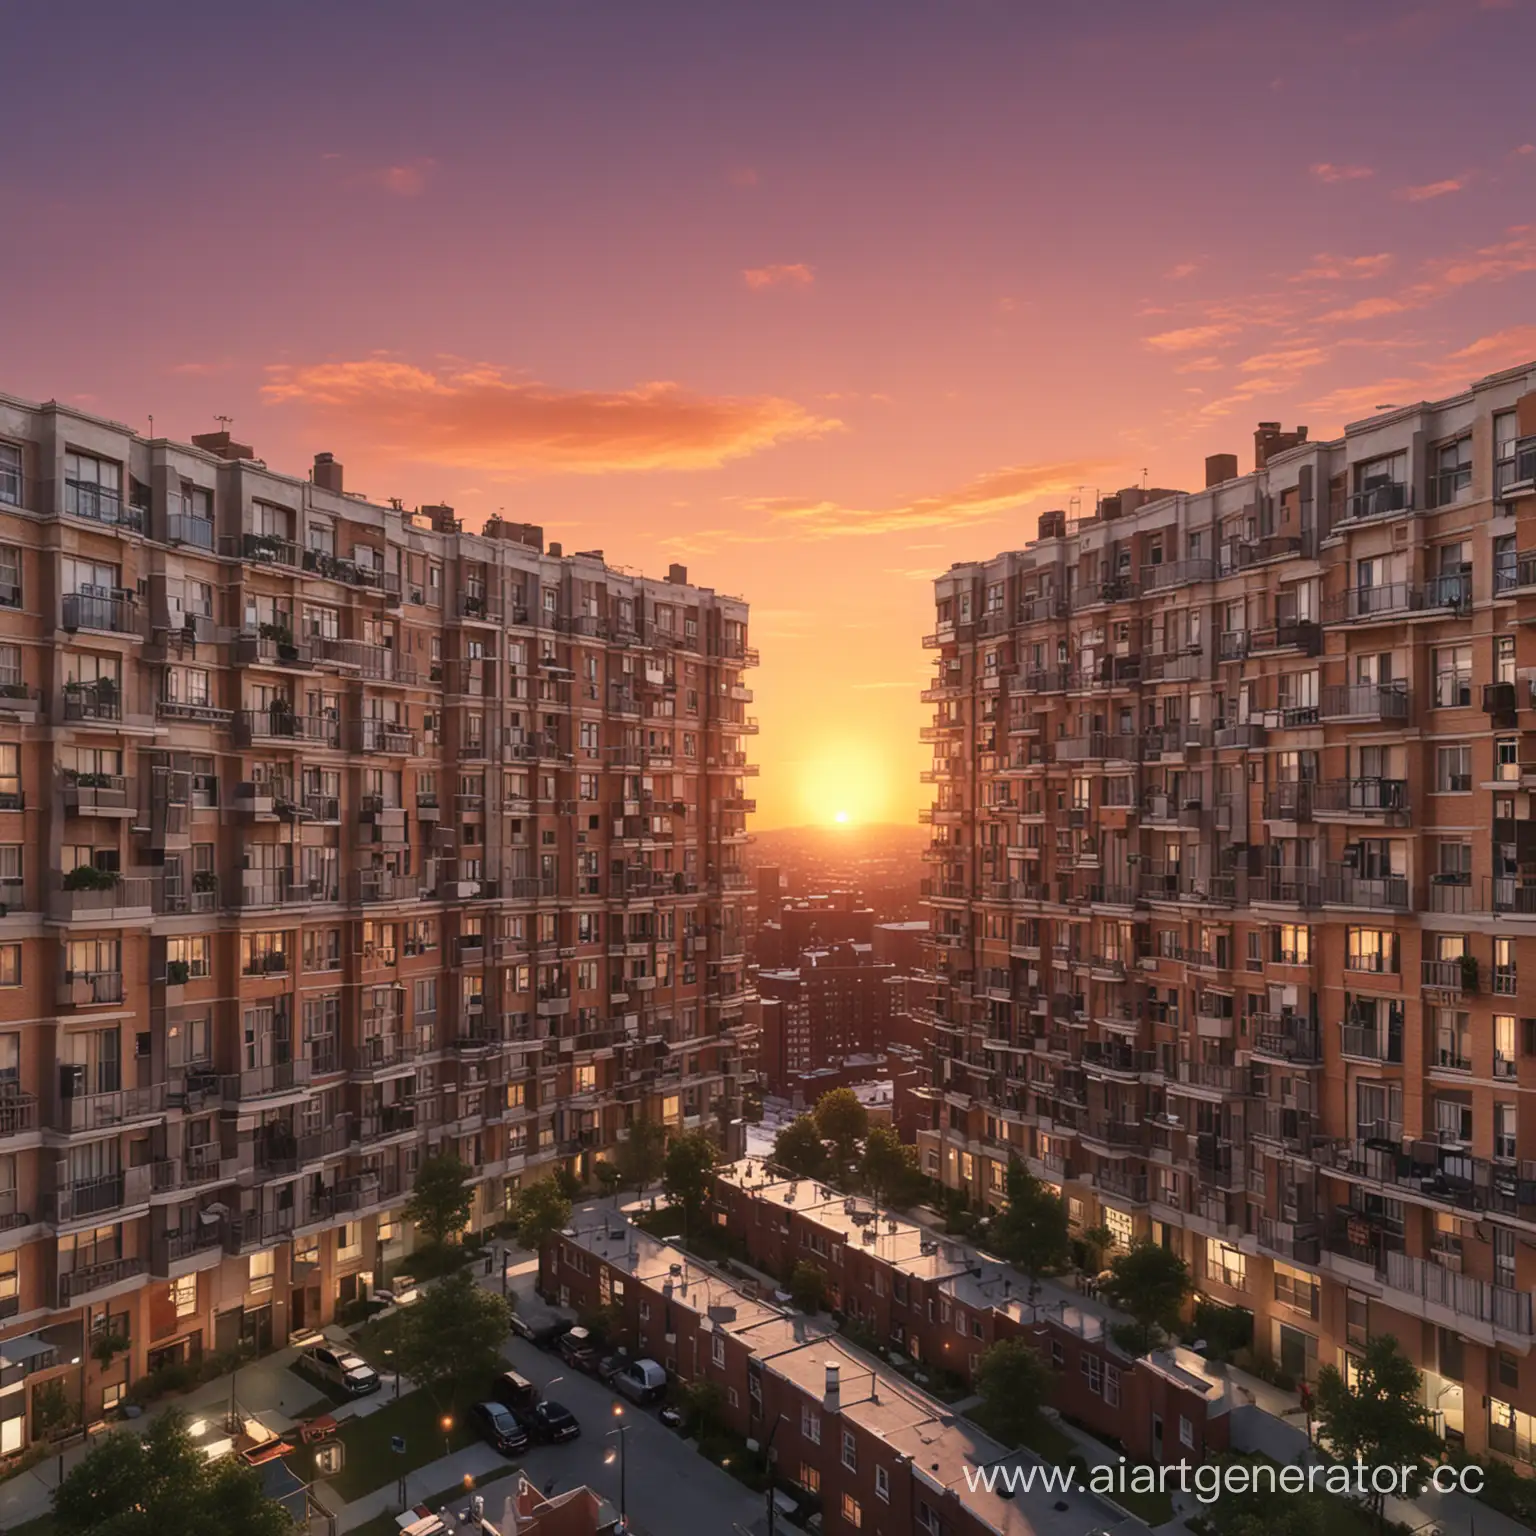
(1319, 683, 1410, 723)
(235, 709, 342, 747)
(62, 591, 140, 635)
(221, 1059, 313, 1101)
(1324, 575, 1470, 623)
(64, 482, 143, 531)
(58, 1256, 147, 1307)
(1324, 865, 1410, 911)
(1344, 481, 1413, 522)
(1312, 777, 1408, 818)
(1383, 1250, 1532, 1336)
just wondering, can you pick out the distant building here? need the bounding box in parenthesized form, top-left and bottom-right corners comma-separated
(757, 940, 895, 1094)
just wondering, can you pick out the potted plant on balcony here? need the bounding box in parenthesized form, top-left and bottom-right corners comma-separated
(1459, 953, 1481, 993)
(165, 959, 191, 987)
(191, 870, 217, 895)
(63, 865, 117, 892)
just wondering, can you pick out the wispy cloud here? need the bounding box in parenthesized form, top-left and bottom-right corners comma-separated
(1165, 261, 1201, 281)
(371, 158, 435, 196)
(1310, 162, 1374, 183)
(728, 166, 759, 187)
(1290, 252, 1394, 282)
(742, 263, 815, 291)
(262, 356, 840, 475)
(1143, 323, 1241, 353)
(1397, 176, 1466, 202)
(756, 460, 1105, 540)
(1236, 343, 1329, 375)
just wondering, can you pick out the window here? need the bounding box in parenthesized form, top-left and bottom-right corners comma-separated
(173, 1274, 197, 1318)
(799, 1465, 821, 1494)
(248, 1251, 275, 1293)
(711, 1332, 725, 1367)
(840, 1494, 863, 1529)
(0, 545, 20, 608)
(801, 1404, 820, 1444)
(1206, 1237, 1246, 1290)
(1104, 1362, 1121, 1406)
(0, 946, 18, 987)
(0, 445, 19, 508)
(1434, 437, 1472, 505)
(1082, 1352, 1103, 1395)
(874, 1464, 890, 1502)
(1435, 745, 1472, 793)
(1432, 646, 1473, 709)
(842, 1428, 857, 1471)
(1180, 1416, 1195, 1448)
(1102, 1206, 1133, 1249)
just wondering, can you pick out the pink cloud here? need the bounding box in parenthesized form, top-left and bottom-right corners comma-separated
(372, 159, 435, 196)
(1291, 252, 1394, 282)
(1143, 322, 1240, 353)
(1397, 177, 1466, 202)
(1310, 162, 1374, 183)
(742, 263, 815, 291)
(261, 356, 840, 475)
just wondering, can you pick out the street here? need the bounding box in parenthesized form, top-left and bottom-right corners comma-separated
(463, 1334, 768, 1536)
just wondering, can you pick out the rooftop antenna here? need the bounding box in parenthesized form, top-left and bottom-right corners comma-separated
(1142, 467, 1149, 489)
(215, 414, 234, 432)
(147, 414, 153, 440)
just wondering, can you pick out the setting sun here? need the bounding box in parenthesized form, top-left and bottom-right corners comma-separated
(834, 810, 850, 824)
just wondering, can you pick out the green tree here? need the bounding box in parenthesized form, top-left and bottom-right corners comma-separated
(1204, 1454, 1328, 1536)
(54, 1409, 291, 1536)
(393, 1268, 510, 1410)
(615, 1115, 668, 1194)
(1314, 1334, 1440, 1530)
(403, 1152, 475, 1249)
(859, 1125, 927, 1209)
(663, 1129, 719, 1231)
(813, 1088, 868, 1164)
(1100, 1239, 1192, 1354)
(974, 1337, 1056, 1446)
(681, 1379, 726, 1439)
(594, 1161, 622, 1196)
(33, 1378, 77, 1440)
(989, 1159, 1070, 1297)
(789, 1261, 827, 1314)
(773, 1115, 829, 1178)
(515, 1175, 573, 1253)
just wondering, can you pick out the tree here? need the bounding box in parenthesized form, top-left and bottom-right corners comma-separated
(1203, 1455, 1328, 1536)
(53, 1409, 291, 1536)
(989, 1159, 1069, 1296)
(1314, 1334, 1440, 1530)
(515, 1176, 573, 1253)
(813, 1088, 868, 1164)
(789, 1261, 827, 1314)
(33, 1378, 77, 1440)
(773, 1115, 829, 1178)
(615, 1115, 668, 1195)
(860, 1125, 927, 1209)
(681, 1379, 726, 1440)
(663, 1129, 718, 1231)
(1100, 1239, 1191, 1354)
(403, 1152, 474, 1249)
(974, 1338, 1056, 1446)
(594, 1161, 622, 1196)
(393, 1268, 510, 1409)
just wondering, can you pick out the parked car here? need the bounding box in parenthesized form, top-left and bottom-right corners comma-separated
(469, 1401, 529, 1456)
(490, 1369, 541, 1417)
(300, 1345, 379, 1397)
(658, 1405, 684, 1431)
(613, 1358, 668, 1405)
(555, 1326, 598, 1371)
(596, 1352, 625, 1385)
(511, 1312, 571, 1349)
(518, 1399, 580, 1443)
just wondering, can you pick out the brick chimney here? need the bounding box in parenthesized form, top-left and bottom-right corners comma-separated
(668, 563, 688, 585)
(191, 429, 254, 462)
(823, 1362, 840, 1412)
(1037, 509, 1066, 539)
(313, 452, 343, 494)
(1205, 453, 1238, 488)
(1254, 422, 1308, 471)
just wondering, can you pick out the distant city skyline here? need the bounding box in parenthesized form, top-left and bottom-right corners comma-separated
(8, 2, 1536, 824)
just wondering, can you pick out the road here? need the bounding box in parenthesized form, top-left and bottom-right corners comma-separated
(466, 1333, 768, 1536)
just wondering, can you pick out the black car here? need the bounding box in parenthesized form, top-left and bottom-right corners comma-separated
(518, 1399, 581, 1443)
(469, 1401, 529, 1456)
(511, 1313, 572, 1350)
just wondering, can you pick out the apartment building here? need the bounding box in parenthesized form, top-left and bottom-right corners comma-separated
(542, 1208, 1135, 1536)
(917, 360, 1536, 1468)
(0, 393, 755, 1454)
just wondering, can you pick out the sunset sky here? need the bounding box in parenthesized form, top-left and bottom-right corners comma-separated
(7, 2, 1536, 827)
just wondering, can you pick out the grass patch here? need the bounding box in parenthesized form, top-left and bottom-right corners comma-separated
(1111, 1482, 1175, 1526)
(326, 1385, 499, 1503)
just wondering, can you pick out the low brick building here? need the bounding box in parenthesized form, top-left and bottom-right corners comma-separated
(708, 1160, 1231, 1463)
(541, 1212, 1140, 1536)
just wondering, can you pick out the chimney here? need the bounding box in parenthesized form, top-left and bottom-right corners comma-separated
(1037, 509, 1066, 540)
(667, 562, 688, 585)
(313, 452, 344, 494)
(823, 1362, 840, 1413)
(191, 429, 255, 463)
(548, 541, 563, 558)
(1254, 421, 1308, 471)
(1205, 453, 1238, 488)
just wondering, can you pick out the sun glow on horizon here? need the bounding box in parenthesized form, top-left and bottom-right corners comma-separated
(834, 810, 850, 824)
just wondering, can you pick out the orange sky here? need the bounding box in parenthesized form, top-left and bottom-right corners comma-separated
(7, 3, 1536, 827)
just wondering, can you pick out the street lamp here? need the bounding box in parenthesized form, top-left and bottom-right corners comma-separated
(384, 1347, 400, 1401)
(605, 1416, 629, 1532)
(440, 1414, 454, 1461)
(763, 1412, 790, 1536)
